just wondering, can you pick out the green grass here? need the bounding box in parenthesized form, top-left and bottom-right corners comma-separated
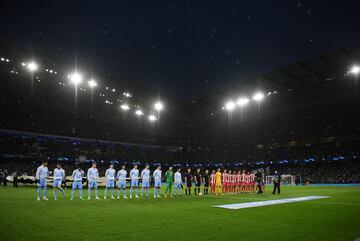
(0, 186, 359, 241)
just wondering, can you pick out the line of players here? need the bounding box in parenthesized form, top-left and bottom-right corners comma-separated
(35, 161, 261, 201)
(210, 169, 259, 195)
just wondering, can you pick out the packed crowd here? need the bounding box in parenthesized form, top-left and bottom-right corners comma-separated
(1, 159, 359, 186)
(0, 150, 360, 184)
(1, 130, 359, 163)
(271, 161, 360, 184)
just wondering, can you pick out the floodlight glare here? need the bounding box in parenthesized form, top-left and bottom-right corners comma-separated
(237, 97, 250, 107)
(124, 92, 132, 98)
(69, 72, 83, 85)
(154, 102, 163, 111)
(349, 65, 360, 75)
(88, 79, 98, 88)
(252, 92, 265, 101)
(225, 101, 236, 111)
(120, 104, 130, 111)
(135, 110, 144, 116)
(27, 62, 38, 72)
(148, 114, 157, 121)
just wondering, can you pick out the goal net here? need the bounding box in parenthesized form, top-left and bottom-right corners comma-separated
(265, 175, 296, 185)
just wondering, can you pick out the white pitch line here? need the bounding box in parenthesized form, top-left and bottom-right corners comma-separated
(213, 196, 330, 209)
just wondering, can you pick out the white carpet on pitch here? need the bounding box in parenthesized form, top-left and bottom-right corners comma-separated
(213, 196, 330, 209)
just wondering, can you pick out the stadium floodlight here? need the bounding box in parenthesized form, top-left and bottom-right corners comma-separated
(26, 62, 38, 72)
(124, 92, 131, 97)
(252, 92, 265, 101)
(88, 79, 98, 88)
(69, 72, 83, 85)
(237, 97, 250, 107)
(148, 114, 157, 121)
(154, 101, 164, 111)
(135, 109, 144, 116)
(349, 65, 360, 75)
(225, 101, 236, 111)
(120, 104, 130, 111)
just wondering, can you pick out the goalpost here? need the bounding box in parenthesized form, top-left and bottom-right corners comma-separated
(265, 175, 297, 185)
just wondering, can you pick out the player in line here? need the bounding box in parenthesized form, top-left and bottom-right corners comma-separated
(215, 168, 222, 195)
(229, 170, 235, 194)
(141, 165, 150, 198)
(130, 164, 139, 198)
(36, 161, 49, 201)
(236, 171, 242, 193)
(203, 169, 210, 195)
(250, 172, 256, 193)
(87, 162, 100, 200)
(221, 169, 227, 194)
(104, 164, 116, 199)
(210, 170, 216, 194)
(226, 169, 231, 194)
(246, 172, 251, 193)
(173, 168, 182, 196)
(241, 170, 247, 193)
(227, 170, 232, 194)
(194, 168, 202, 196)
(153, 165, 162, 198)
(233, 171, 238, 193)
(53, 163, 66, 200)
(71, 165, 84, 200)
(116, 165, 128, 199)
(164, 166, 173, 197)
(185, 168, 192, 195)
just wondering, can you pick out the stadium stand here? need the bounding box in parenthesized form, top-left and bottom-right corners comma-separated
(0, 48, 360, 184)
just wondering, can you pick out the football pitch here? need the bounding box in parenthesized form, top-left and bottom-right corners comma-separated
(0, 186, 359, 241)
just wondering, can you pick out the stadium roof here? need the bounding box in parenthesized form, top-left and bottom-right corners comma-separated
(193, 47, 360, 109)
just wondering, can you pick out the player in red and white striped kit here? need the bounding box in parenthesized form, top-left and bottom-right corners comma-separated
(241, 170, 247, 193)
(228, 170, 232, 193)
(244, 172, 249, 193)
(236, 171, 242, 193)
(250, 172, 255, 192)
(227, 170, 232, 193)
(231, 172, 236, 193)
(222, 169, 227, 194)
(210, 170, 216, 194)
(225, 170, 231, 194)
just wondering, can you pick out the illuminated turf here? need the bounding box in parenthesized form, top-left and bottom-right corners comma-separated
(0, 186, 359, 241)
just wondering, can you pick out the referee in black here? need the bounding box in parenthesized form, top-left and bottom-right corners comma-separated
(272, 171, 281, 194)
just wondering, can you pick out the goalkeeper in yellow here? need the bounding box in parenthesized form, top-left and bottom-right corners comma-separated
(215, 168, 222, 195)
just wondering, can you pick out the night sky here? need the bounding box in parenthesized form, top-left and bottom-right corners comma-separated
(1, 0, 360, 100)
